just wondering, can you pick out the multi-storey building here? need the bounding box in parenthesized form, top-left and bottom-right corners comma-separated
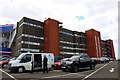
(44, 18, 87, 57)
(10, 17, 115, 59)
(85, 29, 102, 58)
(10, 17, 44, 56)
(101, 40, 115, 58)
(101, 40, 108, 56)
(60, 28, 87, 57)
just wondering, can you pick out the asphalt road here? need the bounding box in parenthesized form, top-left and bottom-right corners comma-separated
(1, 61, 119, 80)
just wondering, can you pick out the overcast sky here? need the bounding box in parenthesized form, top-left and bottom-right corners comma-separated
(0, 0, 119, 59)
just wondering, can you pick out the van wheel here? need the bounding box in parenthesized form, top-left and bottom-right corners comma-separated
(18, 67, 24, 73)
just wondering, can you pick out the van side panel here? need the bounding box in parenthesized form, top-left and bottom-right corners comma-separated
(42, 53, 54, 69)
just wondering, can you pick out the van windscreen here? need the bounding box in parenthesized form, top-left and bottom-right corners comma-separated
(16, 54, 26, 60)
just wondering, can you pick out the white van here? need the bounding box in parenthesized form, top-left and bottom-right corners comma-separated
(8, 52, 54, 72)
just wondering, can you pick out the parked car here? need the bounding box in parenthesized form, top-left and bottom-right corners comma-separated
(91, 57, 101, 64)
(54, 56, 64, 69)
(100, 57, 109, 63)
(109, 58, 114, 61)
(54, 58, 70, 70)
(118, 59, 120, 61)
(61, 54, 96, 73)
(0, 58, 9, 68)
(0, 55, 11, 59)
(54, 61, 61, 69)
(0, 57, 16, 68)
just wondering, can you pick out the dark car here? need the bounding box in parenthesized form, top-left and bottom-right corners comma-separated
(91, 57, 101, 64)
(61, 54, 96, 73)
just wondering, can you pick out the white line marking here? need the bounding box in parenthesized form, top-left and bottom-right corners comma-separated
(53, 70, 62, 72)
(109, 68, 115, 73)
(82, 63, 109, 80)
(42, 73, 75, 79)
(0, 69, 17, 80)
(11, 72, 31, 75)
(74, 73, 85, 76)
(41, 73, 85, 79)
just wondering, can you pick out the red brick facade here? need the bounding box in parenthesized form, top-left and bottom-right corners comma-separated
(44, 18, 60, 56)
(85, 29, 102, 58)
(108, 40, 115, 59)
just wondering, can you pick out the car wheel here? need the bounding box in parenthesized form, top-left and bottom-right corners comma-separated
(90, 64, 95, 70)
(72, 65, 78, 73)
(3, 64, 8, 68)
(18, 67, 24, 73)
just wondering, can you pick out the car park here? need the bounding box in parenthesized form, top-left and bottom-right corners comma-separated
(61, 54, 96, 73)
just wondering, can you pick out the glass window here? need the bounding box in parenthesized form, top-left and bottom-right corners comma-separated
(21, 54, 32, 62)
(69, 56, 79, 61)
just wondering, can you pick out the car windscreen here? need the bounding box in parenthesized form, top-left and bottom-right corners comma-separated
(69, 56, 79, 61)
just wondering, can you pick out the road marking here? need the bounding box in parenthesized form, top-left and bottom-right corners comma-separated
(41, 73, 85, 79)
(74, 73, 85, 76)
(53, 70, 62, 72)
(0, 69, 17, 80)
(11, 73, 28, 75)
(82, 63, 109, 80)
(41, 73, 73, 79)
(109, 68, 115, 73)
